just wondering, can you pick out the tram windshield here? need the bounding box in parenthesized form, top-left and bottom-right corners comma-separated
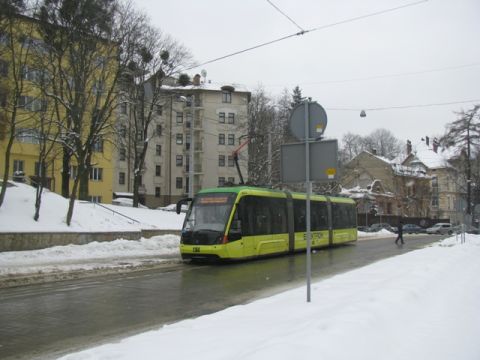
(183, 193, 236, 233)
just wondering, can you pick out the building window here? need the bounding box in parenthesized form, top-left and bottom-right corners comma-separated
(136, 130, 143, 141)
(176, 177, 183, 189)
(156, 105, 163, 115)
(431, 176, 439, 206)
(89, 195, 102, 203)
(228, 134, 235, 145)
(119, 124, 127, 138)
(119, 147, 126, 161)
(176, 155, 183, 166)
(219, 112, 225, 123)
(0, 92, 6, 108)
(219, 134, 225, 145)
(21, 66, 47, 83)
(120, 102, 127, 114)
(156, 144, 162, 156)
(176, 112, 183, 124)
(16, 128, 40, 144)
(228, 177, 235, 184)
(176, 134, 183, 145)
(34, 162, 46, 177)
(186, 113, 192, 128)
(0, 60, 8, 77)
(119, 172, 125, 185)
(70, 165, 78, 180)
(228, 113, 235, 124)
(93, 81, 104, 95)
(13, 159, 24, 173)
(89, 167, 103, 181)
(155, 187, 161, 197)
(219, 155, 225, 167)
(228, 155, 234, 167)
(92, 138, 103, 152)
(155, 165, 161, 176)
(222, 91, 232, 103)
(218, 177, 225, 186)
(19, 96, 47, 112)
(156, 124, 162, 136)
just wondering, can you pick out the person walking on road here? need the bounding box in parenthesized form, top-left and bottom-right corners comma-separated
(395, 221, 404, 245)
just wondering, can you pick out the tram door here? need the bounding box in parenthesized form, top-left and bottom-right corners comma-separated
(240, 196, 288, 257)
(239, 196, 271, 257)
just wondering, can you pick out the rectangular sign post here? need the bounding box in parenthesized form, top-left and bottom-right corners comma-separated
(282, 100, 336, 303)
(304, 100, 312, 303)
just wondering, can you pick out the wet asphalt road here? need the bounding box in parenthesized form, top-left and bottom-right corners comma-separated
(0, 235, 442, 359)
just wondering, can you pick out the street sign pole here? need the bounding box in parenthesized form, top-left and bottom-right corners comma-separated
(304, 100, 312, 303)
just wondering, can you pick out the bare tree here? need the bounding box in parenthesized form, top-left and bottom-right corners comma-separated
(247, 86, 276, 186)
(0, 7, 39, 207)
(36, 0, 131, 224)
(363, 128, 402, 159)
(440, 105, 480, 216)
(339, 132, 364, 165)
(118, 8, 194, 207)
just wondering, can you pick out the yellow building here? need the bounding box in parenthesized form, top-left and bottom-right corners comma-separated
(0, 14, 115, 203)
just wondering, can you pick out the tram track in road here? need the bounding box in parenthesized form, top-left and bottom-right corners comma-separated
(0, 235, 442, 360)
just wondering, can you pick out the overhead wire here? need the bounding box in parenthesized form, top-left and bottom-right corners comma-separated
(184, 0, 428, 71)
(327, 98, 480, 112)
(261, 61, 480, 87)
(266, 0, 305, 32)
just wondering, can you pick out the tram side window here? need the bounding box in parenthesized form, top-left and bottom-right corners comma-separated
(311, 201, 328, 231)
(332, 203, 355, 229)
(239, 196, 255, 236)
(293, 199, 306, 232)
(270, 198, 287, 234)
(240, 196, 271, 236)
(238, 196, 286, 236)
(254, 200, 272, 235)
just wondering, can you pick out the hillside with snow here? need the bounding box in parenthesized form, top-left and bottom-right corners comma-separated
(0, 182, 185, 232)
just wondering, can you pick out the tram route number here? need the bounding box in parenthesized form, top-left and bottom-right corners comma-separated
(192, 247, 201, 253)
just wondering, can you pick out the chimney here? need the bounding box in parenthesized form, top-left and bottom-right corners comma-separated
(371, 148, 377, 155)
(433, 138, 439, 153)
(406, 140, 412, 155)
(193, 74, 201, 86)
(425, 136, 430, 146)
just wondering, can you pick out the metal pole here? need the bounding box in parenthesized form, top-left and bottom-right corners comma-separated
(189, 95, 194, 198)
(268, 132, 272, 186)
(305, 99, 312, 302)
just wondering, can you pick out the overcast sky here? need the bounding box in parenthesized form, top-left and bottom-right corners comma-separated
(134, 0, 480, 147)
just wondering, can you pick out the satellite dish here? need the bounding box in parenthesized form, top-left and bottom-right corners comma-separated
(201, 69, 207, 78)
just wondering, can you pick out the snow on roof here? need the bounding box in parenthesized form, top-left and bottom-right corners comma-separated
(162, 81, 250, 94)
(364, 151, 394, 164)
(409, 141, 451, 169)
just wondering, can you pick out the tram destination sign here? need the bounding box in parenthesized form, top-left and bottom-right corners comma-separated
(280, 139, 339, 183)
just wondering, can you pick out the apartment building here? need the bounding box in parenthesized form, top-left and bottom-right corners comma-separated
(113, 74, 250, 208)
(0, 15, 115, 203)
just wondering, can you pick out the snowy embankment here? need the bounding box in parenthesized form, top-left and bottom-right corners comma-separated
(0, 235, 181, 276)
(0, 182, 185, 232)
(59, 235, 480, 360)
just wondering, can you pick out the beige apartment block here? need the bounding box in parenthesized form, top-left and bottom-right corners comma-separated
(113, 74, 250, 208)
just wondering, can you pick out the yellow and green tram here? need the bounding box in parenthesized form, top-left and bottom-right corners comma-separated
(176, 186, 357, 261)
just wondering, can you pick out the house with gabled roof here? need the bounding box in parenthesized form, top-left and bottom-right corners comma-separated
(341, 148, 432, 221)
(401, 137, 465, 222)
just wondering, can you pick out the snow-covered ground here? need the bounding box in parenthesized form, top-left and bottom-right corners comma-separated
(57, 235, 480, 360)
(0, 182, 185, 232)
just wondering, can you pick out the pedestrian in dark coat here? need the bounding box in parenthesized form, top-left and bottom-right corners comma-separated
(395, 221, 404, 245)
